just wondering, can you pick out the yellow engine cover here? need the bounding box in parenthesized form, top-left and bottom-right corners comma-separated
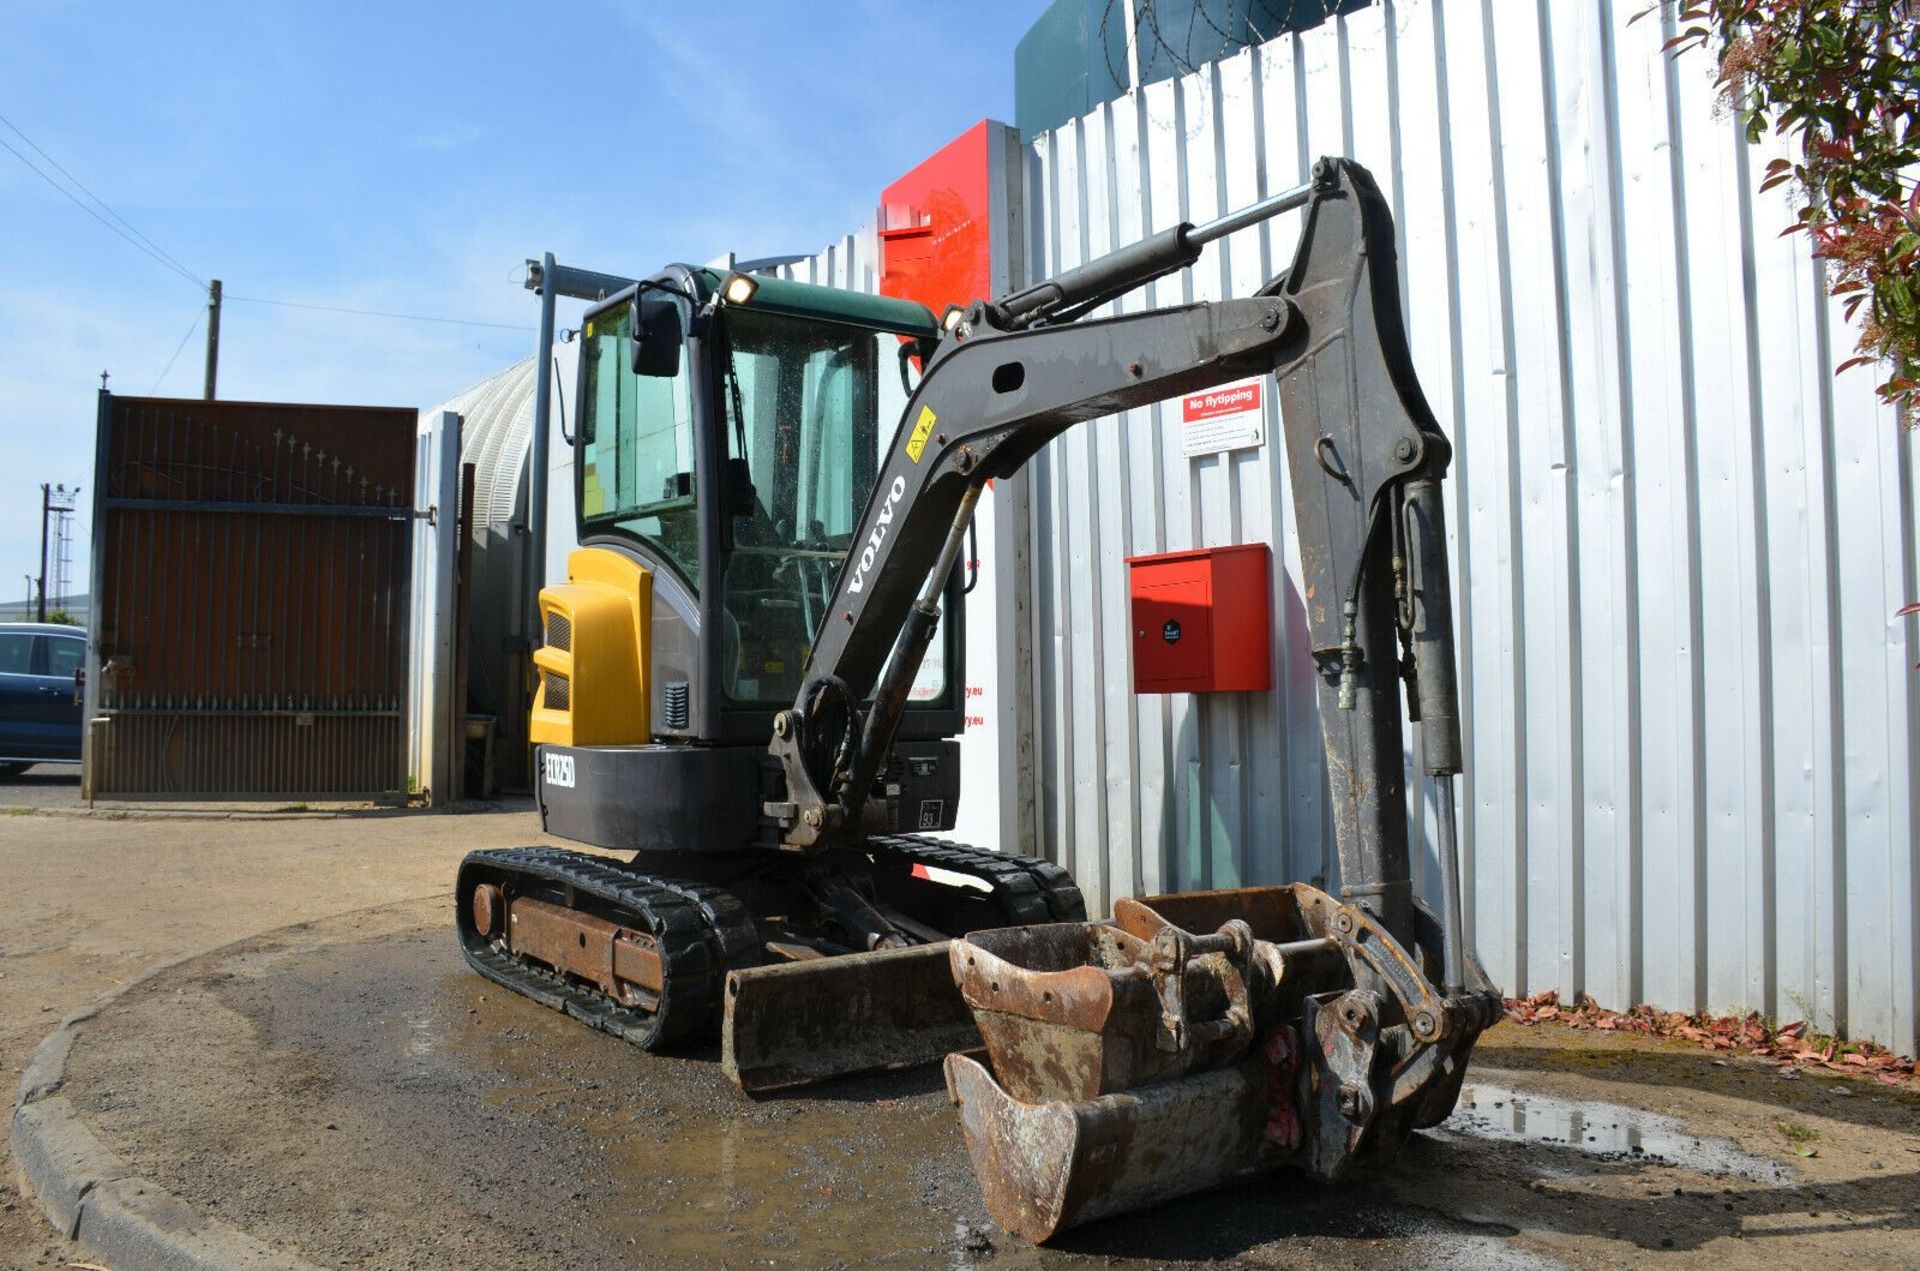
(529, 547, 651, 747)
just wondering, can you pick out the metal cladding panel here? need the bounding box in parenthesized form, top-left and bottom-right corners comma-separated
(880, 121, 998, 320)
(408, 410, 462, 804)
(1021, 0, 1920, 1054)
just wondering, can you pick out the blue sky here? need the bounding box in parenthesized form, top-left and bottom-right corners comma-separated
(0, 1, 1039, 604)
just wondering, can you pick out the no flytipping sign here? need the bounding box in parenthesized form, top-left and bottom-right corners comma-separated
(1180, 378, 1266, 457)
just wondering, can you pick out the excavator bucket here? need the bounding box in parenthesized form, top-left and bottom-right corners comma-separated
(721, 940, 981, 1092)
(950, 921, 1258, 1102)
(944, 885, 1503, 1242)
(942, 918, 1289, 1241)
(944, 1051, 1276, 1243)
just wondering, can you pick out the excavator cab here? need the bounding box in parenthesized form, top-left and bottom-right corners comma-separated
(529, 267, 966, 849)
(459, 266, 1084, 1082)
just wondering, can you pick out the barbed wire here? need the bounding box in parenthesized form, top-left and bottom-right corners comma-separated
(1098, 0, 1352, 92)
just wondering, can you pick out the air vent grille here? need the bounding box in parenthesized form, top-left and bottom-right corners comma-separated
(663, 681, 690, 730)
(544, 671, 570, 712)
(545, 612, 572, 652)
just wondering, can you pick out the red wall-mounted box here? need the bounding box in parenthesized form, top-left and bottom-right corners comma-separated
(1127, 544, 1272, 694)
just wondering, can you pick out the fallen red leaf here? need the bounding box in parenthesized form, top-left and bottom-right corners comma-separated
(1500, 992, 1919, 1086)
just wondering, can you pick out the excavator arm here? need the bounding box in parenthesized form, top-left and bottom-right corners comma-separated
(770, 157, 1462, 972)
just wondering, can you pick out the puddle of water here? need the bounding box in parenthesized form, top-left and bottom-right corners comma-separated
(404, 1011, 438, 1057)
(1443, 1081, 1793, 1183)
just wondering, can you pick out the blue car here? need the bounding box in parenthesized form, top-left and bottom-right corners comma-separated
(0, 622, 85, 775)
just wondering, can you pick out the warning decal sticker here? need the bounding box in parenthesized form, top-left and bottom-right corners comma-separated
(1180, 378, 1265, 457)
(906, 405, 938, 462)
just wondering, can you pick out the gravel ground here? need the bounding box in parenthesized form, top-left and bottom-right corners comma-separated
(58, 904, 1538, 1269)
(3, 790, 1918, 1268)
(0, 788, 566, 1268)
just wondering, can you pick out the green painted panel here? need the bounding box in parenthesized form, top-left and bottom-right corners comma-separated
(701, 268, 938, 337)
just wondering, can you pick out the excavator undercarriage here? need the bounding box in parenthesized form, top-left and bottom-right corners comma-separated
(457, 836, 1083, 1088)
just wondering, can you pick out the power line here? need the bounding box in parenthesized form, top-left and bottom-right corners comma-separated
(225, 293, 534, 332)
(0, 131, 205, 290)
(2, 112, 535, 336)
(0, 111, 206, 287)
(149, 310, 203, 394)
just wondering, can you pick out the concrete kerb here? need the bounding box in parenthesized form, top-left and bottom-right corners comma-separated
(10, 1096, 130, 1239)
(15, 807, 373, 823)
(6, 904, 449, 1270)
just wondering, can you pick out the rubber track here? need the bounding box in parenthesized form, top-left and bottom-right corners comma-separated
(867, 835, 1088, 925)
(455, 846, 758, 1051)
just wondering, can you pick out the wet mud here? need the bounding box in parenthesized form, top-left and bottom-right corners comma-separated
(59, 904, 1920, 1269)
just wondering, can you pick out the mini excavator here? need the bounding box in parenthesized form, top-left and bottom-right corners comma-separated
(456, 157, 1502, 1233)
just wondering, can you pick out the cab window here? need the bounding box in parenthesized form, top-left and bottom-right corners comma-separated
(716, 309, 877, 705)
(579, 296, 700, 590)
(716, 309, 944, 708)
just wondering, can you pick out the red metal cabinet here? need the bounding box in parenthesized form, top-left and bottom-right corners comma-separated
(1126, 544, 1271, 693)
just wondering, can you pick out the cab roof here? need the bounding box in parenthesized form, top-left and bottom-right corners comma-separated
(690, 267, 939, 338)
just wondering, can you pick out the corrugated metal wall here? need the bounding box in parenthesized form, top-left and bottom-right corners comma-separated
(1022, 0, 1920, 1053)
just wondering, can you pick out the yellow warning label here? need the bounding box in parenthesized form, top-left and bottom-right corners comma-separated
(905, 406, 937, 463)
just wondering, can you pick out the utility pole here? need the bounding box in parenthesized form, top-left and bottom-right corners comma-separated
(37, 484, 50, 622)
(203, 278, 222, 400)
(37, 484, 78, 622)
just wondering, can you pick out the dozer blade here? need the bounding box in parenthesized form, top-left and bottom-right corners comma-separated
(722, 941, 981, 1092)
(944, 1052, 1276, 1243)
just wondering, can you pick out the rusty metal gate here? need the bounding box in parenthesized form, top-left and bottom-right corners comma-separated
(84, 393, 419, 797)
